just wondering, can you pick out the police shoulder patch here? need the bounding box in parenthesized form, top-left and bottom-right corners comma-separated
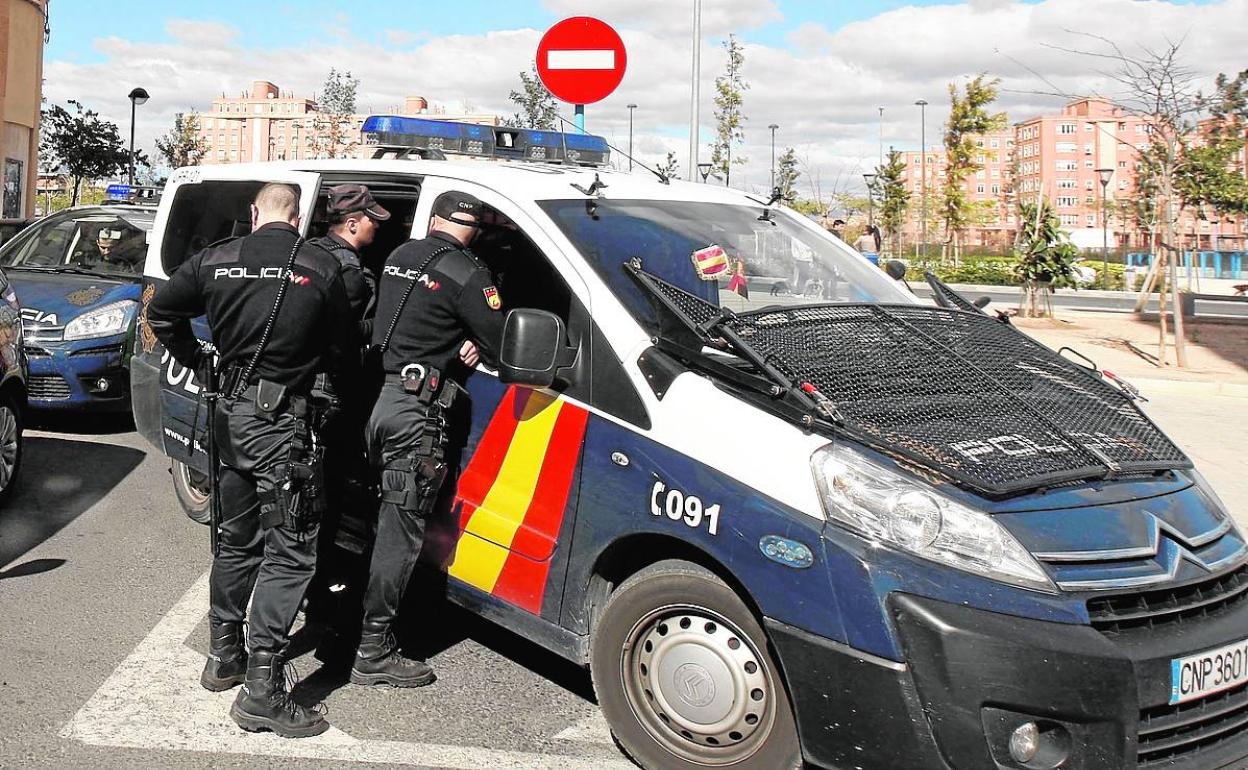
(483, 285, 502, 310)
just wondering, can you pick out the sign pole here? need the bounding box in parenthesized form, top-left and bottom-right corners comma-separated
(575, 104, 585, 133)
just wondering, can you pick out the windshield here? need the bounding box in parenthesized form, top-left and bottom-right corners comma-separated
(538, 199, 913, 334)
(0, 209, 154, 277)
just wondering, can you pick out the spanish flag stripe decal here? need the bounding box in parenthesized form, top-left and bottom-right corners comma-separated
(448, 391, 565, 593)
(490, 405, 589, 613)
(453, 387, 525, 532)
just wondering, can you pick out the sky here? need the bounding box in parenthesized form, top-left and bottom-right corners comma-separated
(42, 0, 1246, 196)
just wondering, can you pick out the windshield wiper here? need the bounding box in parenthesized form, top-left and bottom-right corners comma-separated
(17, 265, 115, 278)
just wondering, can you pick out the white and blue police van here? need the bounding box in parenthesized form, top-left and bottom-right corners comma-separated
(132, 117, 1248, 770)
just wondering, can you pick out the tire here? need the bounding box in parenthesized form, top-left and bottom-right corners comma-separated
(172, 459, 211, 525)
(591, 560, 801, 770)
(0, 391, 22, 506)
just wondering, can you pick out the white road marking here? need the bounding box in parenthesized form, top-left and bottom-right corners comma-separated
(60, 570, 631, 769)
(545, 50, 616, 70)
(553, 715, 615, 746)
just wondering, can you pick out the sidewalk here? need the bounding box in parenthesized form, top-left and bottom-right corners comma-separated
(1011, 311, 1248, 399)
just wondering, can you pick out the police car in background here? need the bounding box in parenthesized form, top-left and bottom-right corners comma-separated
(133, 118, 1248, 770)
(0, 205, 152, 412)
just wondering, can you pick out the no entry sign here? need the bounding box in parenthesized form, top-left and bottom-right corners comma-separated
(536, 17, 627, 105)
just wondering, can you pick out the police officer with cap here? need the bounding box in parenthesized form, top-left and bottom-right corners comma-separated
(351, 190, 502, 687)
(311, 184, 389, 342)
(147, 183, 354, 738)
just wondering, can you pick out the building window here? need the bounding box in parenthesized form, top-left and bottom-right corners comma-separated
(1118, 160, 1127, 168)
(1056, 142, 1077, 153)
(1058, 179, 1076, 189)
(990, 139, 1000, 148)
(1118, 122, 1126, 131)
(1085, 180, 1094, 190)
(1056, 196, 1078, 207)
(1084, 123, 1094, 131)
(991, 184, 1000, 194)
(1086, 215, 1096, 227)
(1084, 160, 1094, 169)
(1118, 180, 1127, 190)
(975, 139, 984, 148)
(2, 159, 23, 218)
(1084, 145, 1094, 155)
(991, 168, 1000, 178)
(976, 184, 985, 193)
(1058, 123, 1077, 134)
(1056, 160, 1078, 171)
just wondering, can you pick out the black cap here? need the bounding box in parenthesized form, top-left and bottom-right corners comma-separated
(327, 184, 391, 220)
(432, 191, 483, 226)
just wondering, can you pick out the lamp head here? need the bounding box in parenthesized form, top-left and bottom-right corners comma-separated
(128, 87, 150, 105)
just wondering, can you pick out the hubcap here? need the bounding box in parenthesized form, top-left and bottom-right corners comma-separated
(177, 461, 211, 505)
(622, 606, 775, 765)
(0, 405, 18, 492)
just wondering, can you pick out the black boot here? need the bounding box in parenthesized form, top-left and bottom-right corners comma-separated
(200, 619, 247, 692)
(229, 650, 330, 738)
(350, 621, 435, 687)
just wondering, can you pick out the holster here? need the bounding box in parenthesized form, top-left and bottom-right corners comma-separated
(259, 396, 325, 533)
(380, 380, 463, 516)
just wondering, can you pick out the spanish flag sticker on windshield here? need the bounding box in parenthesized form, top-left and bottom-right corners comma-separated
(691, 244, 730, 281)
(483, 285, 502, 310)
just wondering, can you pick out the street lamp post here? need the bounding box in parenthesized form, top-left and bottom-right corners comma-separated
(863, 172, 877, 228)
(127, 87, 150, 186)
(1096, 167, 1115, 289)
(627, 103, 637, 171)
(687, 0, 701, 182)
(768, 123, 779, 190)
(915, 99, 928, 260)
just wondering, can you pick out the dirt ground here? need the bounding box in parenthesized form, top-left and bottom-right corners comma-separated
(1012, 312, 1248, 385)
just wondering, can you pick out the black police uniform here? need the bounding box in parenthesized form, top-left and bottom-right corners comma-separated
(147, 221, 353, 737)
(351, 226, 504, 686)
(310, 231, 376, 343)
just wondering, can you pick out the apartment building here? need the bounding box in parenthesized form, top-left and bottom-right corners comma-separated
(193, 80, 500, 165)
(1, 0, 48, 219)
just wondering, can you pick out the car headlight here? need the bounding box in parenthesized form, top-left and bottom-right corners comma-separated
(811, 444, 1056, 593)
(63, 300, 136, 341)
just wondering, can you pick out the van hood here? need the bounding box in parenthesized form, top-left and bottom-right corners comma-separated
(10, 271, 139, 328)
(629, 263, 1191, 499)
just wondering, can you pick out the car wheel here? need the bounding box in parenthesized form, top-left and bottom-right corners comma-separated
(591, 560, 801, 770)
(171, 459, 211, 525)
(0, 391, 22, 505)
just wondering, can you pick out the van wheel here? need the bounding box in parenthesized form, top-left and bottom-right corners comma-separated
(591, 560, 801, 770)
(172, 459, 211, 525)
(0, 392, 23, 505)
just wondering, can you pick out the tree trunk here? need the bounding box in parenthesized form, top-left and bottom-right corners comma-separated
(71, 176, 82, 207)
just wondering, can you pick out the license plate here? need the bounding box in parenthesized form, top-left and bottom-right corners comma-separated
(1170, 637, 1248, 705)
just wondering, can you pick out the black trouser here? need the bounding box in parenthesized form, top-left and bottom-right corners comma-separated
(210, 397, 319, 653)
(359, 382, 433, 628)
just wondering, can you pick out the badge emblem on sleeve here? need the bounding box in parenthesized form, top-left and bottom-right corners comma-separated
(483, 286, 502, 310)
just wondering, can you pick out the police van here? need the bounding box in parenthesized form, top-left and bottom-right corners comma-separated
(132, 117, 1248, 770)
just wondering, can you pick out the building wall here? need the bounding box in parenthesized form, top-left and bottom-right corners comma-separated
(193, 80, 500, 166)
(0, 0, 46, 219)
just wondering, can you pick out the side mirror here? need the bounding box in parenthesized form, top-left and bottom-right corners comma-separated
(884, 260, 907, 281)
(498, 308, 577, 389)
(973, 296, 991, 309)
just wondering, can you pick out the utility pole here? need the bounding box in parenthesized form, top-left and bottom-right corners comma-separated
(878, 106, 884, 168)
(687, 0, 701, 182)
(627, 103, 637, 171)
(915, 99, 928, 260)
(768, 123, 779, 190)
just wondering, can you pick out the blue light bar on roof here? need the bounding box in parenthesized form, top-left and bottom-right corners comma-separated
(361, 115, 609, 166)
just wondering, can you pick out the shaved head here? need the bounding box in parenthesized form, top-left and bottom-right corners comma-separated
(251, 183, 300, 228)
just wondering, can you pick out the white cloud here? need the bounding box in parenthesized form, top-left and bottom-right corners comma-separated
(541, 0, 781, 38)
(42, 0, 1248, 196)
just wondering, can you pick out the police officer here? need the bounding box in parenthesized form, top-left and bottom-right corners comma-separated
(147, 183, 354, 738)
(310, 184, 388, 342)
(351, 190, 502, 687)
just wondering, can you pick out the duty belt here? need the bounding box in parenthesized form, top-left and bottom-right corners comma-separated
(388, 363, 444, 405)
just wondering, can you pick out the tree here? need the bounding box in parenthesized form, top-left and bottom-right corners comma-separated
(708, 34, 748, 187)
(155, 112, 206, 169)
(505, 64, 559, 130)
(311, 69, 360, 159)
(1014, 198, 1079, 317)
(657, 151, 679, 180)
(39, 100, 130, 206)
(940, 74, 1006, 263)
(1175, 70, 1248, 227)
(775, 147, 800, 203)
(875, 148, 910, 255)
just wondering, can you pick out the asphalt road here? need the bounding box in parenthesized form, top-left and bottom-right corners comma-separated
(0, 392, 1245, 770)
(913, 283, 1248, 318)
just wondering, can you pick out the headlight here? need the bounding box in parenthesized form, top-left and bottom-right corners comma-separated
(811, 444, 1056, 593)
(63, 300, 136, 341)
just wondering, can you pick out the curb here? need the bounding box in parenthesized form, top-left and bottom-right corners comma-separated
(1130, 378, 1248, 400)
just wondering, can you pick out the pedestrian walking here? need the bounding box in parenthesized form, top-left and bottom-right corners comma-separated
(147, 183, 355, 738)
(854, 225, 882, 265)
(351, 190, 503, 687)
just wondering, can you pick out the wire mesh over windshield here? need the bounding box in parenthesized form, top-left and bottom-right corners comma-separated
(630, 262, 1190, 497)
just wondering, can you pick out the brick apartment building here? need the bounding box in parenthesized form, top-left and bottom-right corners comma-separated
(1, 0, 47, 219)
(895, 97, 1246, 253)
(193, 80, 499, 165)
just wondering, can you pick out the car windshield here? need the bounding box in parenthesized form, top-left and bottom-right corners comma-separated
(0, 209, 155, 277)
(538, 199, 913, 336)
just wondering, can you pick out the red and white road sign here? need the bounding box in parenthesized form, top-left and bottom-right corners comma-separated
(536, 17, 627, 105)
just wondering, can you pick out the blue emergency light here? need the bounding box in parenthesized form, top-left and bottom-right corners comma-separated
(360, 115, 610, 167)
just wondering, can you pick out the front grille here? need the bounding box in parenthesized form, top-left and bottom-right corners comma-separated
(1138, 682, 1248, 766)
(28, 374, 71, 400)
(1088, 564, 1248, 634)
(22, 345, 50, 358)
(68, 343, 125, 358)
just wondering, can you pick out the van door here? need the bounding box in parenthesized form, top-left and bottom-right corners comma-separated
(132, 169, 321, 470)
(410, 179, 592, 620)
